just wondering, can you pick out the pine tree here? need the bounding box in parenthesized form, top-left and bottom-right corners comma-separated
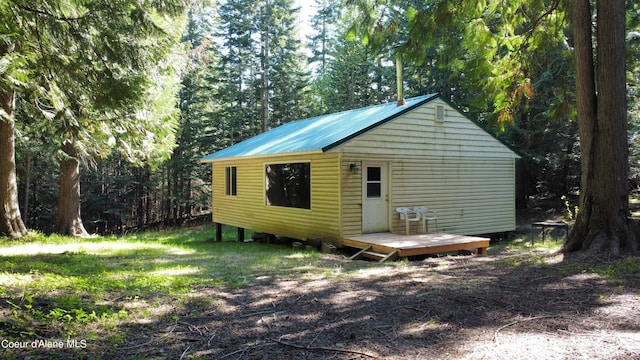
(308, 0, 340, 75)
(215, 0, 309, 140)
(164, 2, 221, 225)
(216, 0, 260, 143)
(262, 0, 310, 126)
(318, 18, 396, 114)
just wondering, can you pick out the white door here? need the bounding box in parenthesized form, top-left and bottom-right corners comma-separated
(362, 162, 389, 233)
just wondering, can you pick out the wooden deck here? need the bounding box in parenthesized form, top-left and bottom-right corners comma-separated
(344, 233, 490, 261)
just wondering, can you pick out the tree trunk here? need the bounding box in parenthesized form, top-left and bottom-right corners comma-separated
(562, 0, 639, 255)
(0, 83, 28, 238)
(136, 167, 144, 228)
(0, 39, 28, 238)
(22, 153, 31, 226)
(54, 140, 90, 237)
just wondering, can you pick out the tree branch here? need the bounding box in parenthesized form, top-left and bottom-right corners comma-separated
(11, 1, 88, 22)
(521, 0, 562, 50)
(271, 337, 379, 358)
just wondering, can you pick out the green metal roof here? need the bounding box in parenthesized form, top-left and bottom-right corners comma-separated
(201, 94, 439, 161)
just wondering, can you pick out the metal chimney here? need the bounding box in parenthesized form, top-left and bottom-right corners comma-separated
(396, 51, 406, 106)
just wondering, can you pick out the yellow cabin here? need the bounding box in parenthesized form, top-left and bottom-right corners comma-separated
(201, 94, 520, 247)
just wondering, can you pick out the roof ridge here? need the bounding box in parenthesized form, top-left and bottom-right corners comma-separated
(294, 94, 437, 124)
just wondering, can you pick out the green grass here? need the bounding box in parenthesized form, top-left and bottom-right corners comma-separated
(490, 233, 640, 290)
(0, 225, 380, 343)
(2, 225, 636, 349)
(490, 233, 564, 256)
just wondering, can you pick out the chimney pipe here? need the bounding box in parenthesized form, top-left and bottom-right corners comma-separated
(396, 51, 406, 106)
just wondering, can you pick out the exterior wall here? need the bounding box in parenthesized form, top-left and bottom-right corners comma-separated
(335, 99, 516, 159)
(211, 152, 342, 242)
(334, 99, 517, 237)
(340, 160, 363, 238)
(389, 157, 515, 235)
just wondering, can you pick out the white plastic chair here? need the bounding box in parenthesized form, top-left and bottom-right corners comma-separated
(414, 206, 438, 233)
(395, 207, 421, 234)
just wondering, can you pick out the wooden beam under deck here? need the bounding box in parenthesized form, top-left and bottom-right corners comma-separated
(343, 233, 490, 257)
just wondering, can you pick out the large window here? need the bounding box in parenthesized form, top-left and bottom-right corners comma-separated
(225, 166, 237, 196)
(265, 162, 311, 209)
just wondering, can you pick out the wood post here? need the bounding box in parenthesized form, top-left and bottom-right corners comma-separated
(214, 223, 245, 242)
(215, 223, 222, 242)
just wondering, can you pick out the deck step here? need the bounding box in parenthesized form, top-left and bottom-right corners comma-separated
(351, 248, 399, 262)
(348, 246, 372, 260)
(364, 250, 399, 262)
(362, 250, 386, 261)
(379, 250, 399, 262)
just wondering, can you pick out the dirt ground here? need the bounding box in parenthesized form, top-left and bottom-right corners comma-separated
(98, 210, 638, 360)
(12, 210, 640, 359)
(127, 257, 636, 360)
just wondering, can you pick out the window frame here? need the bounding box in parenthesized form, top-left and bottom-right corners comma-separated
(264, 162, 311, 210)
(225, 166, 237, 196)
(365, 166, 382, 198)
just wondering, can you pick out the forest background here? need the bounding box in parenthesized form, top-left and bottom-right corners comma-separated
(5, 0, 640, 236)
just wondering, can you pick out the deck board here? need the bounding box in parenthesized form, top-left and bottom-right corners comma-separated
(343, 233, 489, 257)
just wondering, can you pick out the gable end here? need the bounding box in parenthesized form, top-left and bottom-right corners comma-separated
(320, 93, 440, 152)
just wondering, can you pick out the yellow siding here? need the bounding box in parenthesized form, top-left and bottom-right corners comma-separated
(337, 99, 517, 159)
(388, 157, 516, 235)
(211, 153, 342, 242)
(334, 100, 517, 236)
(340, 159, 363, 238)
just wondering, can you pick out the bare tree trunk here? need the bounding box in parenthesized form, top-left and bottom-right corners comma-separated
(563, 0, 639, 255)
(0, 82, 28, 238)
(54, 140, 90, 237)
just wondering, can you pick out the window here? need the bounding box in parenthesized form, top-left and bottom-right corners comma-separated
(225, 166, 237, 196)
(366, 166, 382, 198)
(265, 162, 310, 209)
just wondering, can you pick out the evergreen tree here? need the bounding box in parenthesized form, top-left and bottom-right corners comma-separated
(262, 0, 310, 126)
(215, 0, 309, 141)
(306, 0, 340, 114)
(563, 0, 638, 255)
(308, 0, 340, 76)
(322, 38, 391, 112)
(164, 2, 221, 225)
(216, 0, 261, 143)
(317, 14, 396, 114)
(628, 1, 640, 188)
(1, 0, 188, 237)
(0, 1, 29, 238)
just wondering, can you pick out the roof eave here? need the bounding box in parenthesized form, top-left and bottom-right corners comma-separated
(199, 149, 325, 163)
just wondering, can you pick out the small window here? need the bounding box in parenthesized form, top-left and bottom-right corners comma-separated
(225, 166, 237, 196)
(366, 166, 382, 198)
(265, 162, 311, 209)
